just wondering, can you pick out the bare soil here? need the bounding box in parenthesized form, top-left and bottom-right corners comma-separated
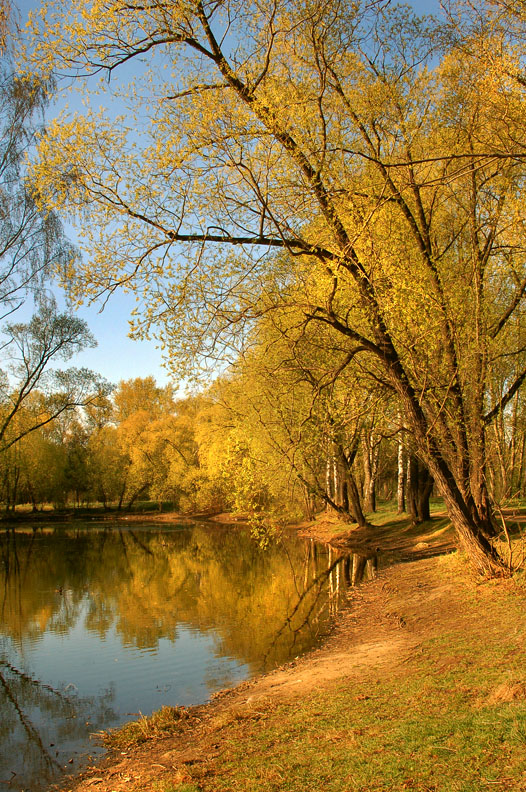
(54, 513, 474, 792)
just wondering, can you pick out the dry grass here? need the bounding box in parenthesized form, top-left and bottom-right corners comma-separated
(101, 706, 192, 750)
(487, 681, 526, 705)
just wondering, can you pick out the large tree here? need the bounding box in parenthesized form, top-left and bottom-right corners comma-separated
(27, 0, 526, 574)
(0, 7, 73, 318)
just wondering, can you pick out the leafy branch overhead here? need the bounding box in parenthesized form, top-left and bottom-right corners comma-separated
(25, 0, 526, 574)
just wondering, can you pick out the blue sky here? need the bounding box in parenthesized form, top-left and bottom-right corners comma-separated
(14, 0, 175, 388)
(15, 0, 441, 390)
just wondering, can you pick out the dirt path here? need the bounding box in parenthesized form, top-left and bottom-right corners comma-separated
(59, 517, 469, 792)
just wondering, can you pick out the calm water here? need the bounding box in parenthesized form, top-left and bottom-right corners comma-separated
(0, 521, 372, 791)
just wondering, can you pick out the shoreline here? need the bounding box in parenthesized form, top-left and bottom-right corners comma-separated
(51, 511, 467, 792)
(57, 538, 526, 792)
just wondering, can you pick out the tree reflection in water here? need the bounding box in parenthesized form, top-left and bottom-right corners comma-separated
(0, 523, 376, 791)
(0, 651, 116, 790)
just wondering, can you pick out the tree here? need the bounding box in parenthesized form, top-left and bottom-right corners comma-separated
(113, 376, 175, 422)
(28, 0, 526, 574)
(194, 307, 393, 528)
(107, 377, 185, 509)
(0, 4, 110, 449)
(0, 296, 111, 451)
(86, 423, 126, 507)
(0, 5, 76, 318)
(14, 421, 67, 509)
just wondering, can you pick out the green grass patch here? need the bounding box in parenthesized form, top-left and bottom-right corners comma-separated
(200, 681, 526, 791)
(368, 508, 410, 527)
(183, 573, 526, 792)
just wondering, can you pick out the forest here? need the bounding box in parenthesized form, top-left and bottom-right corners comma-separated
(1, 0, 526, 577)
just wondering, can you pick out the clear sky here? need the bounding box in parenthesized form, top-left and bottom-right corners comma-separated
(15, 0, 441, 390)
(57, 289, 173, 388)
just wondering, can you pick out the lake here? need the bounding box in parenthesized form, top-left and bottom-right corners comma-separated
(0, 520, 374, 791)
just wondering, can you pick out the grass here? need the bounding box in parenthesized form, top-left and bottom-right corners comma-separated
(153, 785, 200, 792)
(178, 554, 526, 792)
(198, 678, 526, 790)
(312, 497, 451, 535)
(102, 705, 192, 750)
(366, 498, 449, 526)
(3, 499, 179, 516)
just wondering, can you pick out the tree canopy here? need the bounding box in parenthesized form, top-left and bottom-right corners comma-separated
(25, 0, 526, 574)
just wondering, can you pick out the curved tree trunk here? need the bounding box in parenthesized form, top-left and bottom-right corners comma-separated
(391, 365, 508, 577)
(346, 472, 368, 528)
(423, 449, 506, 576)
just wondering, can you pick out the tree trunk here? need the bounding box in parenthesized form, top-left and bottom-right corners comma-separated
(423, 450, 507, 576)
(397, 434, 405, 514)
(325, 455, 332, 512)
(346, 471, 368, 528)
(302, 482, 315, 520)
(126, 484, 148, 511)
(334, 440, 369, 527)
(407, 455, 433, 523)
(117, 485, 126, 511)
(362, 440, 377, 513)
(393, 368, 508, 576)
(517, 433, 526, 497)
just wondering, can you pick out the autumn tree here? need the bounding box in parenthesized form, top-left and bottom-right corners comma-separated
(27, 0, 526, 574)
(207, 305, 393, 526)
(113, 376, 175, 422)
(85, 423, 126, 507)
(14, 419, 67, 509)
(108, 377, 197, 510)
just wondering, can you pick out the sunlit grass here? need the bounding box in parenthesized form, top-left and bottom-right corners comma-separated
(175, 558, 526, 792)
(367, 497, 447, 525)
(194, 675, 526, 792)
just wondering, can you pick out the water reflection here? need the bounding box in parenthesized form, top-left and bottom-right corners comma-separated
(0, 652, 116, 789)
(0, 523, 376, 791)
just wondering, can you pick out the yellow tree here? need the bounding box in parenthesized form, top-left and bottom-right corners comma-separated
(27, 0, 526, 574)
(108, 377, 201, 510)
(206, 300, 393, 526)
(113, 376, 175, 422)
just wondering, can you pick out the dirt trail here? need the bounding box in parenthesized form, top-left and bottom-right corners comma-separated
(59, 514, 466, 792)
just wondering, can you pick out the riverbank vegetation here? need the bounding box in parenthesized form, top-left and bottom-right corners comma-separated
(2, 370, 526, 574)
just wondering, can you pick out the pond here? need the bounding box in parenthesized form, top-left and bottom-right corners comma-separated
(0, 521, 376, 791)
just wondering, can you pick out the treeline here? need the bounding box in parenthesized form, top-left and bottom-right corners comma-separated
(3, 365, 525, 527)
